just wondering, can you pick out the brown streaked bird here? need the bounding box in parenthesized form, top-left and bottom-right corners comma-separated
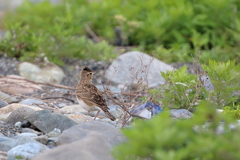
(76, 66, 116, 121)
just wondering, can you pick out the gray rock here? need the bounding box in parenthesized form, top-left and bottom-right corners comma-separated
(0, 135, 41, 151)
(22, 128, 41, 135)
(47, 137, 58, 147)
(170, 109, 193, 119)
(57, 121, 126, 147)
(0, 99, 7, 108)
(105, 51, 174, 87)
(199, 75, 214, 90)
(5, 106, 37, 124)
(33, 132, 114, 160)
(0, 91, 18, 103)
(17, 133, 38, 138)
(19, 99, 47, 107)
(18, 62, 65, 84)
(47, 128, 61, 138)
(14, 122, 22, 129)
(33, 135, 48, 145)
(7, 142, 48, 159)
(27, 110, 77, 133)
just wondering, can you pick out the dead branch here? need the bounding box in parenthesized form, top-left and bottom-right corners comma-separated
(40, 96, 75, 103)
(84, 24, 100, 43)
(0, 75, 75, 90)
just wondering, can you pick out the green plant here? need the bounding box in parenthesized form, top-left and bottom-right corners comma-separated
(149, 66, 205, 109)
(113, 101, 239, 160)
(3, 0, 240, 63)
(223, 106, 240, 119)
(202, 60, 240, 108)
(0, 0, 117, 65)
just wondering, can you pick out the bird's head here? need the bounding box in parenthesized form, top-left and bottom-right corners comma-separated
(80, 66, 94, 83)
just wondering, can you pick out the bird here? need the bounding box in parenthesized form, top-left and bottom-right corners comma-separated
(76, 66, 116, 121)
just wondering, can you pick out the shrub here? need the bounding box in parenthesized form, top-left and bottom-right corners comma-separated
(147, 60, 240, 110)
(2, 0, 240, 63)
(112, 101, 240, 160)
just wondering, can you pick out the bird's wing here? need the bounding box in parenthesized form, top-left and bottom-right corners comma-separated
(76, 84, 109, 109)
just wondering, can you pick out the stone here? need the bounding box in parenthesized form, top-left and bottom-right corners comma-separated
(199, 75, 215, 91)
(22, 128, 41, 135)
(0, 75, 42, 94)
(17, 133, 38, 138)
(64, 114, 93, 124)
(19, 99, 48, 108)
(0, 135, 41, 151)
(18, 62, 65, 84)
(5, 106, 38, 124)
(0, 104, 42, 122)
(7, 142, 48, 159)
(0, 91, 19, 103)
(58, 104, 87, 114)
(105, 51, 174, 87)
(47, 128, 61, 138)
(170, 109, 193, 119)
(33, 132, 114, 160)
(27, 110, 77, 133)
(57, 121, 126, 147)
(0, 99, 7, 108)
(33, 135, 48, 145)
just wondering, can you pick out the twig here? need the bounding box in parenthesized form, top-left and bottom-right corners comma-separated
(0, 76, 75, 90)
(41, 96, 75, 103)
(84, 24, 100, 43)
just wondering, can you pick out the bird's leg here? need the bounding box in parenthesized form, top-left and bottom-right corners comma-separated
(94, 110, 100, 120)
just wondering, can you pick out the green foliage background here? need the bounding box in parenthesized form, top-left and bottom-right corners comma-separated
(1, 0, 240, 64)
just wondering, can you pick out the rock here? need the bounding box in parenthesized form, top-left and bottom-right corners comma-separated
(14, 122, 22, 128)
(27, 110, 77, 133)
(0, 150, 7, 160)
(64, 114, 93, 124)
(0, 124, 22, 137)
(7, 142, 48, 159)
(105, 51, 174, 87)
(5, 106, 38, 124)
(57, 121, 126, 147)
(58, 104, 87, 114)
(170, 109, 193, 119)
(47, 128, 61, 138)
(19, 99, 48, 108)
(17, 133, 38, 138)
(33, 132, 114, 160)
(199, 75, 215, 91)
(33, 135, 48, 145)
(0, 135, 41, 151)
(0, 99, 7, 108)
(0, 104, 42, 122)
(22, 128, 41, 135)
(0, 91, 19, 103)
(0, 113, 10, 122)
(0, 75, 42, 94)
(18, 62, 65, 84)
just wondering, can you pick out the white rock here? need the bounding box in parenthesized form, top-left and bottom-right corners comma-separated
(7, 142, 48, 159)
(18, 62, 65, 84)
(105, 51, 174, 87)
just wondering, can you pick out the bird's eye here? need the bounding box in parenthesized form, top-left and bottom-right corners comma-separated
(89, 73, 92, 75)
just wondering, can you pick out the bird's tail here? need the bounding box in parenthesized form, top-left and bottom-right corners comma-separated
(105, 110, 116, 121)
